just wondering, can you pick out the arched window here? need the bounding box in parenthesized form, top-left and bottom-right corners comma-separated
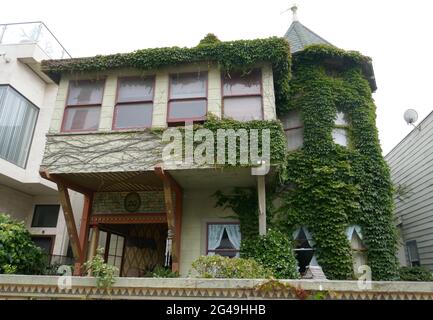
(280, 110, 303, 151)
(293, 227, 318, 274)
(332, 111, 349, 146)
(346, 225, 367, 275)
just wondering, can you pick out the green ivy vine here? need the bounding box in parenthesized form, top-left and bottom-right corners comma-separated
(41, 35, 291, 114)
(216, 44, 399, 281)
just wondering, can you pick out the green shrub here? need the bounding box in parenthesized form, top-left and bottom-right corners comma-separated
(191, 255, 273, 279)
(241, 229, 299, 279)
(84, 248, 118, 288)
(0, 214, 46, 274)
(399, 266, 433, 282)
(147, 266, 179, 278)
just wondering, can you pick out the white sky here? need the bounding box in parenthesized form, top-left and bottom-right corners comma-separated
(1, 0, 432, 155)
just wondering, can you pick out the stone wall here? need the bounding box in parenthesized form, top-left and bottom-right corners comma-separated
(1, 275, 432, 300)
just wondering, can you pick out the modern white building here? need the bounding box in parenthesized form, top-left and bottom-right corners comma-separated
(0, 22, 83, 264)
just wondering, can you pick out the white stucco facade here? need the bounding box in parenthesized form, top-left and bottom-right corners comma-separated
(0, 39, 83, 258)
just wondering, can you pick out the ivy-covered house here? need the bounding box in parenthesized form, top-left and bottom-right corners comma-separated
(38, 7, 398, 280)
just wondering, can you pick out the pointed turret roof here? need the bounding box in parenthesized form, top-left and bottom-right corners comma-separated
(284, 5, 333, 53)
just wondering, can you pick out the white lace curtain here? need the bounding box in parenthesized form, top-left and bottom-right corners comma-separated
(292, 226, 315, 246)
(346, 225, 363, 241)
(208, 224, 241, 251)
(293, 226, 319, 267)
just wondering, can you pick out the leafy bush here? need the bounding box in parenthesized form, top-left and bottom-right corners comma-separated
(0, 214, 46, 274)
(191, 255, 273, 279)
(146, 266, 179, 278)
(84, 248, 118, 288)
(241, 229, 299, 279)
(399, 266, 433, 282)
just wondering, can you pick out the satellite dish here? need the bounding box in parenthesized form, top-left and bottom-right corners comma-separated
(404, 109, 418, 125)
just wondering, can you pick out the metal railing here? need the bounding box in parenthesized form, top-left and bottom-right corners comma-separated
(0, 21, 71, 59)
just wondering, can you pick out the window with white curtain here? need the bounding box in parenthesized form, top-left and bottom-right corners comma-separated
(346, 225, 367, 275)
(293, 226, 318, 274)
(280, 110, 303, 151)
(206, 223, 241, 258)
(0, 85, 39, 168)
(332, 111, 349, 147)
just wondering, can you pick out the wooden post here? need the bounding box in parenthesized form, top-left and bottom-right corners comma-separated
(87, 226, 99, 276)
(57, 182, 83, 275)
(155, 166, 181, 272)
(78, 193, 93, 265)
(257, 175, 266, 236)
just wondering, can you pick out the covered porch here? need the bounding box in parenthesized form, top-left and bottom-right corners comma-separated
(40, 166, 270, 276)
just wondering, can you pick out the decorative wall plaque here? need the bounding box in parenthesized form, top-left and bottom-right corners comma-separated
(124, 192, 141, 212)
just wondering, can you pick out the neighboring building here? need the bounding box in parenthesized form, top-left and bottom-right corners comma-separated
(386, 111, 433, 272)
(38, 7, 396, 280)
(0, 22, 83, 264)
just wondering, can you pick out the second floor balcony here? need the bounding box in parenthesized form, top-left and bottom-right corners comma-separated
(0, 22, 71, 60)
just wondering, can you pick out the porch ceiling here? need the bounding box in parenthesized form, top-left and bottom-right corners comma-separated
(57, 171, 163, 192)
(169, 167, 277, 190)
(53, 167, 277, 192)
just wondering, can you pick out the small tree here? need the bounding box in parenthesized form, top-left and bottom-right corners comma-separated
(0, 214, 46, 274)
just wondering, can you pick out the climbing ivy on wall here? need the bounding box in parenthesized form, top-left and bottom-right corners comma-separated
(216, 44, 399, 281)
(41, 35, 291, 115)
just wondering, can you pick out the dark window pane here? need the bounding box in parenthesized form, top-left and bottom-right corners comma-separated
(168, 99, 206, 121)
(118, 77, 154, 102)
(114, 103, 153, 129)
(67, 80, 104, 105)
(63, 106, 100, 131)
(216, 229, 235, 250)
(31, 205, 60, 227)
(223, 70, 261, 96)
(223, 96, 262, 121)
(31, 236, 53, 254)
(294, 249, 314, 273)
(170, 73, 206, 99)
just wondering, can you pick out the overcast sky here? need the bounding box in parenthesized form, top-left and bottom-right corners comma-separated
(1, 0, 432, 154)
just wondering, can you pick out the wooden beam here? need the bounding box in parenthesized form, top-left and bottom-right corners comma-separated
(57, 182, 82, 265)
(78, 192, 93, 264)
(87, 226, 99, 275)
(155, 166, 181, 272)
(257, 175, 266, 236)
(39, 170, 93, 195)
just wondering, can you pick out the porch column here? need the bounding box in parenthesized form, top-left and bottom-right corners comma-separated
(87, 226, 99, 276)
(78, 193, 93, 266)
(155, 166, 182, 272)
(257, 175, 266, 236)
(56, 182, 83, 274)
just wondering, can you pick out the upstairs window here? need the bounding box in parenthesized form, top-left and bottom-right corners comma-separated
(332, 111, 349, 146)
(113, 77, 154, 129)
(406, 240, 420, 267)
(168, 72, 207, 124)
(281, 110, 303, 151)
(62, 80, 104, 132)
(0, 85, 39, 168)
(206, 223, 241, 258)
(222, 69, 263, 121)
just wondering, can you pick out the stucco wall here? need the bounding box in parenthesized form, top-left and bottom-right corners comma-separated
(0, 43, 58, 188)
(48, 63, 276, 133)
(179, 188, 238, 276)
(0, 184, 84, 256)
